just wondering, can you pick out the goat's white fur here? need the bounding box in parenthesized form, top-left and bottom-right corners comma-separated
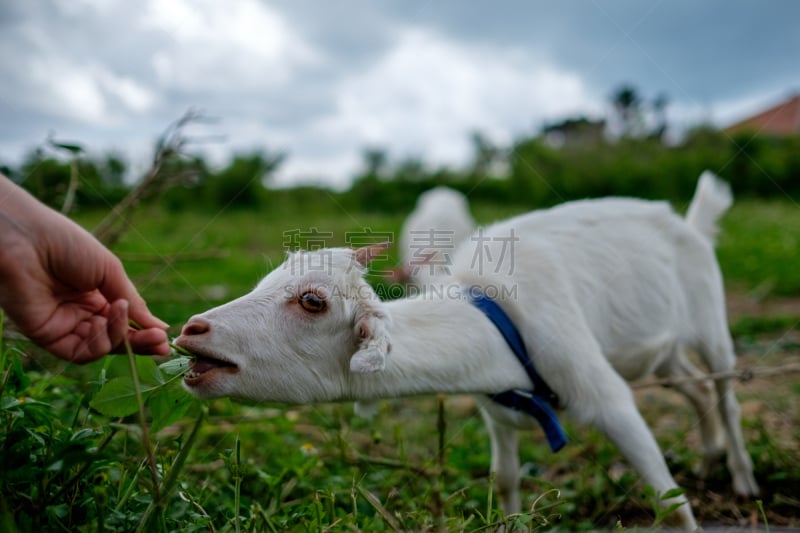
(685, 170, 733, 243)
(397, 186, 475, 289)
(177, 172, 758, 530)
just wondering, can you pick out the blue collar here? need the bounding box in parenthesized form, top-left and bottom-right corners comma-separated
(465, 288, 567, 453)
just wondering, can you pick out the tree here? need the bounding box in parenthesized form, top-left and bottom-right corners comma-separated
(206, 151, 284, 208)
(468, 131, 502, 178)
(611, 84, 671, 142)
(612, 84, 643, 138)
(19, 149, 71, 208)
(361, 148, 388, 180)
(650, 93, 669, 142)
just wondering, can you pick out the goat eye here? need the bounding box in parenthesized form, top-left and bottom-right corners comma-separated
(299, 291, 326, 313)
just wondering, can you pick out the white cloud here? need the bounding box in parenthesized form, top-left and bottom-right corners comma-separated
(53, 0, 122, 17)
(20, 56, 157, 126)
(0, 10, 157, 128)
(28, 58, 108, 123)
(275, 152, 360, 191)
(143, 0, 319, 91)
(286, 28, 600, 184)
(101, 73, 156, 113)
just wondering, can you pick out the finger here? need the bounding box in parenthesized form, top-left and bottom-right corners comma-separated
(98, 255, 168, 330)
(86, 315, 114, 360)
(107, 299, 130, 350)
(129, 300, 169, 330)
(127, 328, 171, 356)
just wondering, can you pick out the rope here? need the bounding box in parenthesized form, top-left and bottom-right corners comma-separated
(631, 362, 800, 389)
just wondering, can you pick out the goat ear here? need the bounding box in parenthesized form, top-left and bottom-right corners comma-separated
(384, 265, 410, 283)
(350, 299, 392, 373)
(354, 242, 391, 267)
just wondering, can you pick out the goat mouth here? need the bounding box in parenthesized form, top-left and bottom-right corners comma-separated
(183, 352, 239, 384)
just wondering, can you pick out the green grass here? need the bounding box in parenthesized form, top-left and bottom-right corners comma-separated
(717, 199, 800, 297)
(2, 197, 798, 531)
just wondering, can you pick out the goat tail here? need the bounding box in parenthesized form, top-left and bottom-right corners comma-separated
(685, 170, 733, 244)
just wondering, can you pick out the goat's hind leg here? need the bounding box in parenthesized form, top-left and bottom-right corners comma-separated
(697, 338, 759, 497)
(656, 347, 727, 477)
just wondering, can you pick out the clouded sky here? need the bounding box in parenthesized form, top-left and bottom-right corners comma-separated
(1, 0, 798, 188)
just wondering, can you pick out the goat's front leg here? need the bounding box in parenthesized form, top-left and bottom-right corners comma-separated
(584, 374, 698, 531)
(480, 407, 521, 515)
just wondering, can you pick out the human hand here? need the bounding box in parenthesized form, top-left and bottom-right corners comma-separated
(0, 177, 170, 363)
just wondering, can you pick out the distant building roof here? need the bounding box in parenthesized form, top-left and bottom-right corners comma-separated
(724, 93, 800, 136)
(542, 117, 606, 148)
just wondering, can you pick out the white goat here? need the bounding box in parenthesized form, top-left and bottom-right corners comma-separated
(176, 171, 758, 530)
(392, 186, 475, 289)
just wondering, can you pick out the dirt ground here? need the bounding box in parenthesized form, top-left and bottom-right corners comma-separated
(726, 288, 800, 320)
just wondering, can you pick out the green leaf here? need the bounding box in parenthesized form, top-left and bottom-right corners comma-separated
(91, 376, 164, 418)
(661, 487, 685, 500)
(90, 377, 140, 417)
(49, 140, 84, 154)
(135, 357, 165, 386)
(6, 351, 30, 393)
(25, 428, 46, 447)
(159, 356, 192, 376)
(1, 396, 22, 410)
(148, 387, 197, 434)
(70, 428, 99, 442)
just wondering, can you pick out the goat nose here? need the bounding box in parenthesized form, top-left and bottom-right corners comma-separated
(182, 317, 211, 336)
